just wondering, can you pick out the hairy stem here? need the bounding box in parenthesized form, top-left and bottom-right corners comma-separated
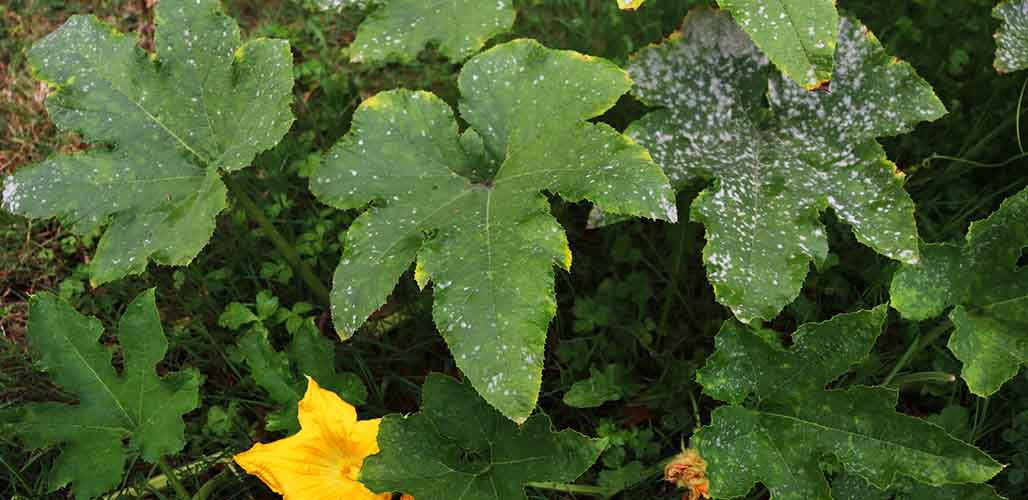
(223, 175, 332, 307)
(883, 322, 954, 386)
(157, 458, 190, 500)
(191, 470, 232, 500)
(526, 481, 613, 497)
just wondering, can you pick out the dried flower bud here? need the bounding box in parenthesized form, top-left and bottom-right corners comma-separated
(664, 448, 710, 500)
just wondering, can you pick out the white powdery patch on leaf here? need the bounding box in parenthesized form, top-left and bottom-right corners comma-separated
(2, 177, 20, 213)
(625, 9, 946, 324)
(994, 0, 1028, 73)
(313, 0, 371, 10)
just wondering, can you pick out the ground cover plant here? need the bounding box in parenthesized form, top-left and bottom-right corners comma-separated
(0, 0, 1026, 499)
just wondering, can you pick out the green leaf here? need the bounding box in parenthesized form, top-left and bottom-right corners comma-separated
(218, 302, 260, 330)
(0, 0, 293, 286)
(238, 321, 367, 433)
(995, 0, 1028, 73)
(350, 0, 515, 63)
(833, 472, 1008, 500)
(597, 461, 649, 494)
(312, 39, 675, 421)
(626, 9, 944, 323)
(361, 374, 607, 499)
(694, 306, 1002, 500)
(563, 364, 640, 408)
(716, 0, 839, 89)
(891, 186, 1028, 396)
(17, 290, 200, 500)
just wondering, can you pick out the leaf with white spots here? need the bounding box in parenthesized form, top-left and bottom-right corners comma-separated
(14, 290, 200, 500)
(310, 0, 372, 11)
(694, 306, 1003, 500)
(833, 471, 1008, 500)
(0, 0, 294, 286)
(716, 0, 839, 89)
(361, 374, 607, 500)
(350, 0, 515, 63)
(627, 9, 945, 324)
(995, 0, 1028, 73)
(311, 39, 675, 422)
(891, 186, 1028, 396)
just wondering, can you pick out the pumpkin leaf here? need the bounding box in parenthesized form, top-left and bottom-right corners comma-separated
(625, 9, 944, 323)
(0, 0, 294, 286)
(350, 0, 515, 63)
(891, 186, 1028, 396)
(360, 373, 607, 500)
(995, 0, 1028, 73)
(694, 306, 1003, 500)
(16, 290, 200, 500)
(311, 39, 675, 422)
(833, 472, 1008, 500)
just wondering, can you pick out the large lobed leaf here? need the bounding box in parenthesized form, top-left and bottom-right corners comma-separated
(995, 0, 1028, 73)
(693, 306, 1002, 500)
(312, 39, 675, 422)
(0, 0, 293, 286)
(361, 374, 607, 500)
(626, 9, 945, 323)
(349, 0, 515, 63)
(17, 290, 200, 500)
(891, 186, 1028, 396)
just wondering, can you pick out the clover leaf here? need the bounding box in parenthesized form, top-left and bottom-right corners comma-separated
(312, 39, 675, 422)
(16, 290, 200, 500)
(0, 0, 294, 286)
(625, 9, 945, 323)
(350, 0, 515, 63)
(361, 374, 607, 500)
(995, 0, 1028, 73)
(891, 186, 1028, 396)
(693, 306, 1002, 500)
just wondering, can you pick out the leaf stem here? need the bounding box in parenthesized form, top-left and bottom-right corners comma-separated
(526, 481, 613, 497)
(882, 322, 953, 386)
(223, 175, 332, 307)
(888, 371, 956, 388)
(191, 470, 232, 500)
(157, 458, 191, 500)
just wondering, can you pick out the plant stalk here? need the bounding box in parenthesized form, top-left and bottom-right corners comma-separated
(526, 481, 613, 497)
(882, 322, 954, 387)
(223, 175, 332, 307)
(157, 458, 191, 500)
(191, 470, 232, 500)
(889, 371, 957, 388)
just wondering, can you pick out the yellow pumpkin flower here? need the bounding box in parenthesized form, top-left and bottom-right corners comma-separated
(234, 377, 391, 500)
(617, 0, 645, 10)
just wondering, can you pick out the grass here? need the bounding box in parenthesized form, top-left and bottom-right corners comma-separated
(1, 0, 1027, 498)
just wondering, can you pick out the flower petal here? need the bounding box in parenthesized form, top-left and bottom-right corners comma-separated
(298, 376, 358, 437)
